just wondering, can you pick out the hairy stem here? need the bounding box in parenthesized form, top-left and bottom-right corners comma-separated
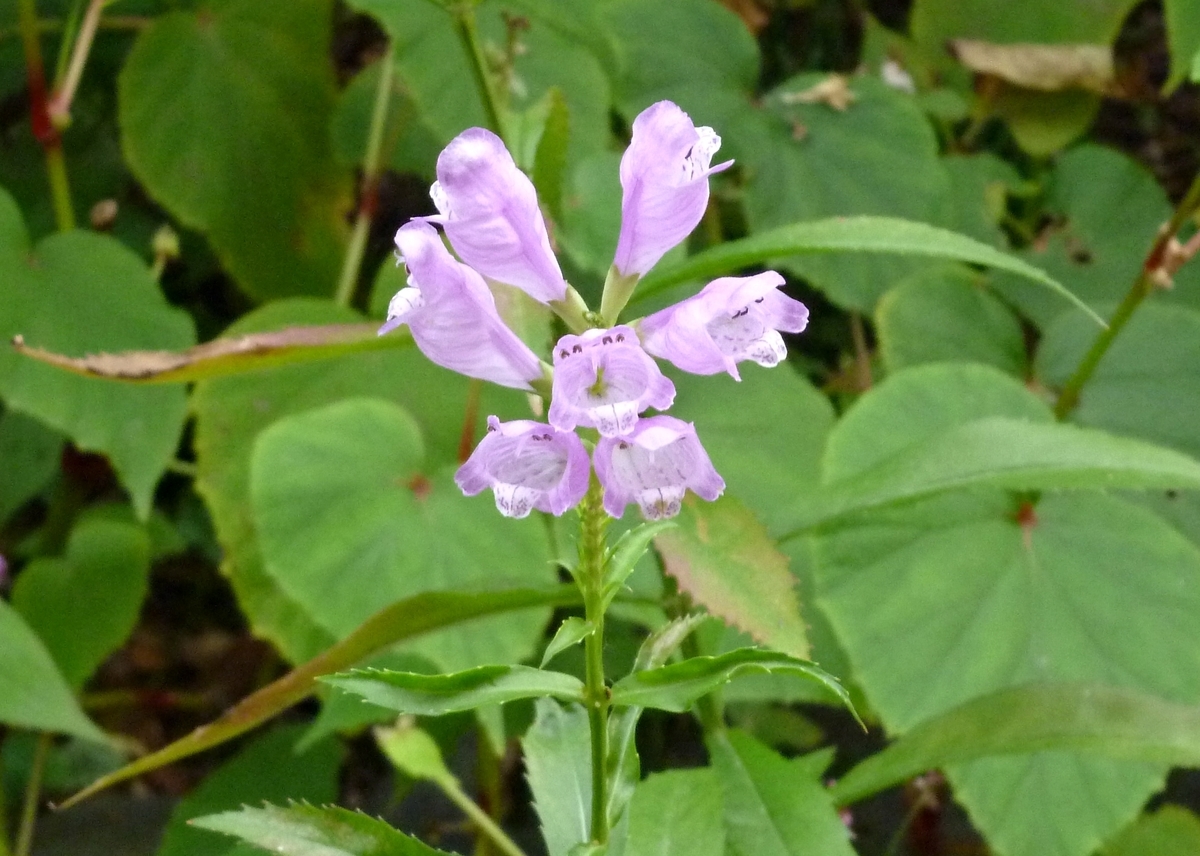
(14, 734, 51, 856)
(335, 47, 395, 308)
(578, 478, 611, 845)
(17, 0, 74, 231)
(1053, 171, 1200, 419)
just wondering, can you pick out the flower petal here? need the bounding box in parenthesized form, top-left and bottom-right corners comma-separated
(548, 326, 675, 437)
(383, 221, 543, 391)
(639, 272, 808, 380)
(455, 417, 591, 517)
(431, 128, 567, 304)
(594, 416, 724, 519)
(612, 101, 733, 278)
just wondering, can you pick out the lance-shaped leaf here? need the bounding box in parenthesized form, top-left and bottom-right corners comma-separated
(786, 417, 1200, 534)
(831, 683, 1200, 806)
(541, 617, 596, 667)
(524, 699, 594, 856)
(324, 665, 585, 716)
(602, 519, 676, 607)
(12, 323, 409, 384)
(609, 648, 854, 716)
(631, 215, 1102, 326)
(193, 803, 453, 856)
(61, 586, 581, 808)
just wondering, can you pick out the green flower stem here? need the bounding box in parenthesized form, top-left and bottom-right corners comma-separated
(437, 776, 527, 856)
(599, 267, 641, 327)
(48, 0, 104, 127)
(0, 738, 12, 856)
(334, 45, 395, 308)
(14, 733, 51, 856)
(452, 3, 506, 141)
(17, 0, 75, 232)
(577, 476, 611, 845)
(1053, 171, 1200, 419)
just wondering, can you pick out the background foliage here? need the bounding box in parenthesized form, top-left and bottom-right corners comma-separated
(2, 0, 1200, 854)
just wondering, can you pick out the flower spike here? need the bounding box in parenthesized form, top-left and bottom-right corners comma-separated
(548, 326, 675, 437)
(612, 101, 733, 280)
(380, 221, 544, 391)
(594, 416, 724, 520)
(429, 128, 568, 304)
(456, 417, 591, 518)
(639, 272, 809, 380)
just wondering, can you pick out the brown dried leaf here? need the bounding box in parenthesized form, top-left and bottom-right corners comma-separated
(778, 74, 858, 112)
(12, 323, 409, 384)
(950, 40, 1118, 96)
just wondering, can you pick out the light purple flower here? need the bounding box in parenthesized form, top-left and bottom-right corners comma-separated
(380, 221, 543, 391)
(594, 416, 724, 520)
(639, 272, 809, 380)
(456, 417, 591, 518)
(548, 326, 675, 437)
(428, 128, 567, 304)
(612, 101, 734, 279)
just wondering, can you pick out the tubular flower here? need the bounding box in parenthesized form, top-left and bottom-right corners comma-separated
(594, 416, 725, 520)
(428, 127, 567, 304)
(455, 417, 591, 518)
(380, 221, 543, 392)
(612, 101, 734, 279)
(639, 272, 809, 380)
(548, 326, 675, 437)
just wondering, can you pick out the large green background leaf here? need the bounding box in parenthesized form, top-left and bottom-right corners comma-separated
(0, 188, 193, 517)
(119, 0, 351, 300)
(250, 398, 556, 672)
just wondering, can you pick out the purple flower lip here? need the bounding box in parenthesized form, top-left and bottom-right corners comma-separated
(593, 415, 724, 520)
(427, 128, 567, 304)
(548, 326, 675, 437)
(639, 272, 809, 380)
(612, 101, 734, 280)
(455, 416, 591, 518)
(380, 221, 544, 391)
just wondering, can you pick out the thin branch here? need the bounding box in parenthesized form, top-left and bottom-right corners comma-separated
(14, 734, 51, 856)
(48, 0, 105, 127)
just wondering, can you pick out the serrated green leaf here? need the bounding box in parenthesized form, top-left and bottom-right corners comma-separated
(0, 189, 193, 518)
(158, 725, 340, 856)
(193, 803, 454, 856)
(831, 683, 1200, 805)
(12, 519, 150, 689)
(0, 599, 104, 742)
(63, 586, 581, 808)
(609, 648, 852, 714)
(251, 397, 556, 671)
(633, 216, 1100, 325)
(790, 417, 1200, 533)
(624, 768, 725, 856)
(601, 520, 675, 608)
(542, 618, 595, 667)
(523, 699, 593, 856)
(655, 496, 810, 660)
(709, 731, 854, 856)
(325, 665, 584, 716)
(119, 0, 351, 300)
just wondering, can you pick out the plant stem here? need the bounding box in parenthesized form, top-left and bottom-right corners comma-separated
(452, 4, 506, 140)
(578, 477, 610, 845)
(50, 0, 86, 85)
(17, 0, 75, 231)
(1053, 171, 1200, 419)
(14, 733, 51, 856)
(439, 778, 526, 856)
(0, 734, 12, 856)
(48, 0, 105, 128)
(335, 47, 395, 308)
